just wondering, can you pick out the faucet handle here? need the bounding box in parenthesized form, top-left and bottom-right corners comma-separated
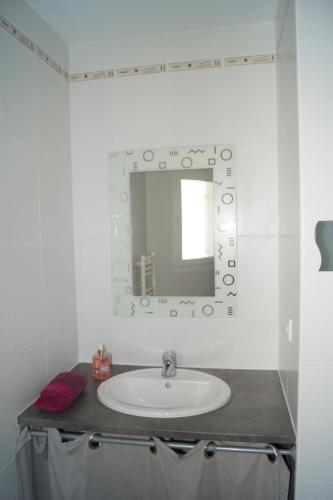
(162, 350, 177, 365)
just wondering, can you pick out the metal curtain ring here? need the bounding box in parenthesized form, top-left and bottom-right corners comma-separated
(150, 445, 157, 455)
(266, 444, 278, 463)
(204, 442, 216, 459)
(149, 437, 157, 455)
(88, 432, 103, 449)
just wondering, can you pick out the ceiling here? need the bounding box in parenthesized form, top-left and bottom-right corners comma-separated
(26, 0, 279, 46)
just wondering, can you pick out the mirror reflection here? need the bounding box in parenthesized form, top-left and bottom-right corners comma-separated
(130, 169, 214, 296)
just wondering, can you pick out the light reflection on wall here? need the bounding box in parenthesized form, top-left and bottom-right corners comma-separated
(181, 179, 213, 260)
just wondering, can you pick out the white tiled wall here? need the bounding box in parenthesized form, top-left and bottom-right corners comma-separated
(70, 24, 280, 368)
(0, 0, 78, 496)
(276, 0, 300, 430)
(294, 0, 333, 497)
(70, 23, 275, 74)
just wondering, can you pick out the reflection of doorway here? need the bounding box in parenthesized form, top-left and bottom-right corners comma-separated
(130, 168, 215, 296)
(181, 178, 214, 261)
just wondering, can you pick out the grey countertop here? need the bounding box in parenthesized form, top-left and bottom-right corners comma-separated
(17, 363, 295, 446)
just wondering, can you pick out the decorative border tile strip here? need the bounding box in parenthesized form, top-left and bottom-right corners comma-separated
(115, 63, 166, 77)
(168, 58, 221, 72)
(71, 53, 275, 82)
(36, 46, 62, 76)
(15, 30, 35, 52)
(0, 13, 34, 52)
(70, 69, 114, 82)
(224, 54, 274, 66)
(0, 12, 69, 81)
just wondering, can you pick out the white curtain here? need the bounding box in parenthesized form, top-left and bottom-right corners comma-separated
(16, 427, 290, 500)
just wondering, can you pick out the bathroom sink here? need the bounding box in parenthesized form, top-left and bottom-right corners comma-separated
(97, 368, 231, 418)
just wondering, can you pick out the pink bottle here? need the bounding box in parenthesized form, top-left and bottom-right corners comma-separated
(92, 344, 112, 380)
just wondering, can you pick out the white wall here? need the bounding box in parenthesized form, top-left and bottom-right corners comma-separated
(276, 0, 300, 430)
(70, 24, 280, 369)
(0, 1, 78, 496)
(294, 0, 333, 498)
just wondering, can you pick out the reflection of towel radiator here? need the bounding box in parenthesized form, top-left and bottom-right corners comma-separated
(136, 252, 156, 296)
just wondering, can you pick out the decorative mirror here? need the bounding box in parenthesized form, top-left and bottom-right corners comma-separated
(109, 144, 237, 318)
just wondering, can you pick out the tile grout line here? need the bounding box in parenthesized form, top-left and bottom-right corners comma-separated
(0, 457, 16, 478)
(278, 370, 296, 434)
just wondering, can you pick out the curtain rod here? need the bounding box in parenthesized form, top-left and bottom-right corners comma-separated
(30, 429, 295, 458)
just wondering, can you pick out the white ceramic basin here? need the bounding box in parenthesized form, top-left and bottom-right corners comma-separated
(97, 368, 231, 418)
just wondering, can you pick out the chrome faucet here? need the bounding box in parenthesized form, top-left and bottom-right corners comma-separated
(161, 351, 177, 378)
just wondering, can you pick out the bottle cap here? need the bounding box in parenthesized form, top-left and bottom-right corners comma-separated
(97, 344, 107, 358)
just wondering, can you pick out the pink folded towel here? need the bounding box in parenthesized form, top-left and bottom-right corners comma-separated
(34, 372, 87, 413)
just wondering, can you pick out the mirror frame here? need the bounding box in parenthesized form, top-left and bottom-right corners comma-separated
(108, 144, 237, 318)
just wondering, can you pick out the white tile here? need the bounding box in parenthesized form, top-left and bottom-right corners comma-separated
(296, 480, 333, 500)
(164, 23, 275, 62)
(225, 319, 278, 369)
(0, 248, 12, 357)
(69, 23, 275, 73)
(77, 314, 108, 364)
(0, 29, 37, 147)
(70, 149, 111, 239)
(0, 355, 16, 471)
(62, 45, 69, 73)
(33, 10, 68, 70)
(217, 22, 276, 56)
(104, 65, 276, 152)
(13, 336, 48, 414)
(46, 329, 77, 380)
(70, 35, 168, 73)
(238, 236, 279, 321)
(39, 148, 73, 243)
(42, 241, 77, 337)
(70, 79, 115, 154)
(2, 137, 40, 245)
(237, 149, 278, 236)
(0, 459, 17, 500)
(300, 270, 333, 366)
(278, 235, 299, 428)
(70, 62, 277, 238)
(62, 82, 71, 144)
(102, 316, 229, 369)
(79, 312, 278, 370)
(70, 59, 277, 151)
(277, 0, 299, 238)
(74, 234, 278, 368)
(74, 238, 112, 326)
(36, 59, 68, 154)
(276, 0, 290, 48)
(0, 141, 6, 245)
(219, 64, 277, 151)
(297, 366, 333, 482)
(6, 245, 45, 350)
(279, 236, 300, 357)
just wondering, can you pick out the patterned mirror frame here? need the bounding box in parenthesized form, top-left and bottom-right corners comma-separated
(109, 144, 237, 318)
